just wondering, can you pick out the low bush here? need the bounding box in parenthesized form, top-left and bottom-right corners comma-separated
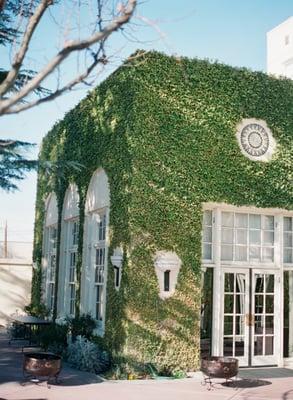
(39, 323, 68, 355)
(67, 335, 110, 374)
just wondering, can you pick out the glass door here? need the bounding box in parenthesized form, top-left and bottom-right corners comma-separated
(222, 270, 250, 366)
(221, 269, 278, 367)
(251, 271, 278, 366)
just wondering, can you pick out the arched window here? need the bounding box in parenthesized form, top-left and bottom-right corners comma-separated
(83, 169, 110, 333)
(43, 193, 58, 313)
(59, 184, 80, 317)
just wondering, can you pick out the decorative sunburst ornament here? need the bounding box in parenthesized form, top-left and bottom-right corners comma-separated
(236, 119, 276, 162)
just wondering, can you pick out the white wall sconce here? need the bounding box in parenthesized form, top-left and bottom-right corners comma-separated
(110, 247, 123, 290)
(154, 251, 182, 299)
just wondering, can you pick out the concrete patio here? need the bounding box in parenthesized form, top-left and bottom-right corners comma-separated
(1, 330, 293, 400)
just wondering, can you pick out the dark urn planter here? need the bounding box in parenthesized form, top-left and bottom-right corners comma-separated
(23, 352, 62, 383)
(200, 356, 239, 389)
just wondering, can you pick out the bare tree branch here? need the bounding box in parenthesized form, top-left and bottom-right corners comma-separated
(4, 52, 108, 114)
(0, 0, 52, 97)
(0, 0, 137, 116)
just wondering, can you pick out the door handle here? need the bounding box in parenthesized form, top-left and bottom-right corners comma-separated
(245, 313, 254, 326)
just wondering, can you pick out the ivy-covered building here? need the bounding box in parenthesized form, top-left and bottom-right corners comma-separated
(33, 51, 293, 371)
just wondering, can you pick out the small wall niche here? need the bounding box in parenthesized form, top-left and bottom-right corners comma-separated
(154, 251, 182, 299)
(110, 247, 123, 290)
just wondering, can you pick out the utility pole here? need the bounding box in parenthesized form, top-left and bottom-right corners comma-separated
(4, 221, 7, 258)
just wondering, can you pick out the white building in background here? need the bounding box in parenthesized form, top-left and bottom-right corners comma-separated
(0, 224, 32, 326)
(267, 17, 293, 78)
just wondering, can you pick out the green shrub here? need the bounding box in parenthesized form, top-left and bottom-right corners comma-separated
(67, 313, 97, 340)
(24, 303, 49, 318)
(39, 323, 68, 355)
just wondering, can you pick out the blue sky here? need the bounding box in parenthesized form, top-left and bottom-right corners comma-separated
(0, 0, 292, 245)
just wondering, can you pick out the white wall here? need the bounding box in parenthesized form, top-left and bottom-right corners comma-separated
(0, 241, 33, 261)
(0, 259, 32, 327)
(267, 17, 293, 78)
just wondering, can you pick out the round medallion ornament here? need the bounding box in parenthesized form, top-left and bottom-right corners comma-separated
(236, 119, 276, 162)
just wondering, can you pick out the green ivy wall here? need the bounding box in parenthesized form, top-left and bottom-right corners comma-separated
(33, 51, 293, 371)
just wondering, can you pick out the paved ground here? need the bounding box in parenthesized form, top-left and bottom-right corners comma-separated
(1, 330, 293, 400)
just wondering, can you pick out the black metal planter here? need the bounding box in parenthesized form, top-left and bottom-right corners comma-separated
(23, 352, 62, 385)
(200, 356, 239, 390)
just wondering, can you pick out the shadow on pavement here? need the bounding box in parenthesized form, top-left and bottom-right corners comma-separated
(0, 330, 103, 387)
(282, 389, 293, 400)
(222, 378, 272, 388)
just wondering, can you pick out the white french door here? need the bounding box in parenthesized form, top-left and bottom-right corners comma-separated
(251, 270, 279, 366)
(221, 268, 279, 367)
(222, 269, 250, 366)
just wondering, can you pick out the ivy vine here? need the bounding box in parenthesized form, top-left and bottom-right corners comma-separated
(32, 51, 293, 371)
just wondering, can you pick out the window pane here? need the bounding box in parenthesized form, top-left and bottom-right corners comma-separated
(266, 295, 274, 313)
(223, 338, 233, 356)
(203, 244, 212, 260)
(203, 226, 212, 243)
(222, 228, 233, 244)
(235, 213, 248, 228)
(249, 246, 261, 261)
(284, 217, 292, 232)
(255, 315, 264, 334)
(265, 336, 274, 356)
(263, 215, 274, 230)
(235, 274, 246, 293)
(235, 316, 244, 335)
(284, 232, 292, 247)
(236, 295, 245, 314)
(263, 247, 274, 262)
(224, 316, 233, 335)
(236, 229, 247, 245)
(225, 273, 234, 293)
(254, 336, 263, 356)
(235, 337, 245, 356)
(249, 230, 261, 244)
(200, 268, 213, 357)
(255, 275, 264, 293)
(203, 210, 212, 225)
(266, 316, 274, 334)
(265, 275, 274, 293)
(95, 266, 104, 283)
(284, 248, 293, 264)
(263, 231, 274, 245)
(235, 246, 247, 261)
(255, 295, 264, 313)
(221, 245, 233, 261)
(222, 212, 233, 227)
(224, 294, 234, 313)
(249, 214, 261, 229)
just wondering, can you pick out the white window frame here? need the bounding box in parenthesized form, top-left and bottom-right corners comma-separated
(84, 208, 109, 335)
(202, 210, 214, 263)
(201, 203, 293, 269)
(45, 224, 57, 313)
(82, 168, 110, 336)
(65, 219, 79, 317)
(283, 216, 293, 266)
(58, 184, 80, 318)
(220, 211, 275, 265)
(201, 202, 293, 367)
